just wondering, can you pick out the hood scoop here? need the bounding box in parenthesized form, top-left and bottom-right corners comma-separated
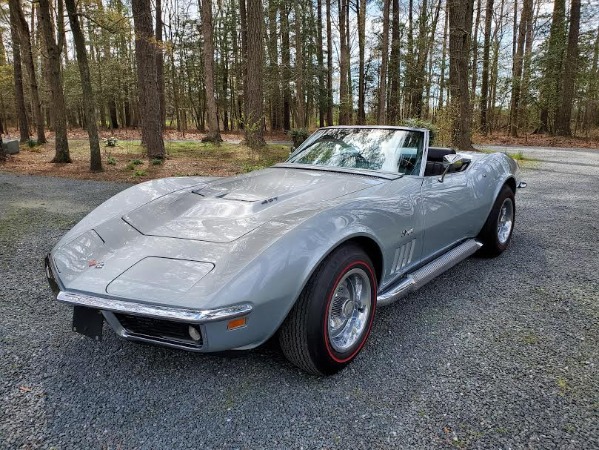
(123, 168, 381, 243)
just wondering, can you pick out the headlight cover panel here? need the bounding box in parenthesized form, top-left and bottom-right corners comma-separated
(106, 257, 214, 302)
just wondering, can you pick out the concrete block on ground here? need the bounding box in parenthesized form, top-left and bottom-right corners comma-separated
(1, 139, 19, 155)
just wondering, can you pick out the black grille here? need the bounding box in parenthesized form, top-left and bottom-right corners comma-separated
(115, 314, 203, 348)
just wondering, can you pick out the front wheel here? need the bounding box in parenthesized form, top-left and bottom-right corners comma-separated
(478, 184, 516, 257)
(279, 244, 377, 375)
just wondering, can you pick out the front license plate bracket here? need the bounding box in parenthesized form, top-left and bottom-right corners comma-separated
(72, 306, 104, 341)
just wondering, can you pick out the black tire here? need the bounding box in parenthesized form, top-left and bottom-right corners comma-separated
(478, 184, 516, 257)
(279, 244, 377, 375)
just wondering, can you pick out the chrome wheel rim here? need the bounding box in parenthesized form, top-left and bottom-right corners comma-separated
(327, 268, 372, 353)
(497, 198, 514, 245)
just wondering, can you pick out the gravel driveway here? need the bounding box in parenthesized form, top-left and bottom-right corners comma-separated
(1, 148, 597, 449)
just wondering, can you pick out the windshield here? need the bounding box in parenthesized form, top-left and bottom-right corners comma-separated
(287, 128, 425, 175)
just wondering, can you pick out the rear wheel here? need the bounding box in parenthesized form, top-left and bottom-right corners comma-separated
(478, 184, 515, 257)
(279, 244, 377, 375)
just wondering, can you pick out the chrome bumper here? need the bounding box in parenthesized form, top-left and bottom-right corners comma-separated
(56, 291, 252, 323)
(45, 254, 252, 324)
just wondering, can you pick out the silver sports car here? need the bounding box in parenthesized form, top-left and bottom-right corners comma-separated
(45, 126, 524, 375)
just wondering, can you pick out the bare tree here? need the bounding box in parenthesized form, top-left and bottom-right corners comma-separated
(244, 0, 265, 148)
(537, 0, 566, 134)
(555, 0, 581, 136)
(10, 0, 45, 144)
(338, 0, 350, 124)
(357, 0, 366, 124)
(8, 0, 29, 143)
(156, 0, 165, 126)
(64, 0, 102, 171)
(448, 0, 475, 150)
(131, 0, 165, 158)
(200, 0, 222, 143)
(38, 0, 71, 162)
(509, 0, 532, 137)
(377, 0, 391, 124)
(479, 0, 494, 133)
(325, 0, 334, 125)
(295, 1, 306, 128)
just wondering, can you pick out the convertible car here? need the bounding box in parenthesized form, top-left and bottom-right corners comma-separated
(45, 126, 524, 375)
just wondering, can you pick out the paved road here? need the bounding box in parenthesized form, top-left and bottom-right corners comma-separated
(0, 147, 597, 449)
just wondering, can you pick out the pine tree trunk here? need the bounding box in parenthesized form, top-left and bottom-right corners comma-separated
(295, 2, 306, 129)
(0, 31, 5, 134)
(405, 0, 414, 117)
(345, 6, 353, 124)
(156, 0, 166, 127)
(488, 0, 505, 133)
(377, 0, 391, 124)
(244, 0, 265, 148)
(11, 0, 46, 144)
(479, 0, 493, 133)
(388, 0, 401, 122)
(508, 0, 531, 137)
(438, 7, 449, 115)
(518, 2, 534, 134)
(470, 0, 481, 104)
(38, 0, 71, 162)
(317, 0, 326, 127)
(280, 3, 292, 130)
(357, 0, 366, 124)
(411, 0, 441, 119)
(268, 0, 283, 130)
(555, 0, 581, 136)
(326, 0, 334, 125)
(537, 0, 566, 134)
(448, 0, 475, 150)
(131, 0, 165, 158)
(65, 0, 102, 172)
(583, 28, 599, 132)
(0, 29, 6, 64)
(9, 2, 29, 143)
(338, 0, 350, 125)
(200, 0, 222, 142)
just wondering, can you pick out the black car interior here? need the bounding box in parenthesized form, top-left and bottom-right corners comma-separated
(424, 147, 468, 177)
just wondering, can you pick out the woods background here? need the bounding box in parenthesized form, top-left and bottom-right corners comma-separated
(0, 0, 597, 171)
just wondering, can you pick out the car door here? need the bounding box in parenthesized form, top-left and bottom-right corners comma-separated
(420, 163, 480, 260)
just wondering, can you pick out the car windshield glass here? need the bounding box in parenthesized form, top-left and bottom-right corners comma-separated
(287, 128, 425, 175)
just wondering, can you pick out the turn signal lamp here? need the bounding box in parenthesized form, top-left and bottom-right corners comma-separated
(227, 316, 247, 330)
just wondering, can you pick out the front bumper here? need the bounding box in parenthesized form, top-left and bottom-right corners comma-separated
(45, 255, 255, 352)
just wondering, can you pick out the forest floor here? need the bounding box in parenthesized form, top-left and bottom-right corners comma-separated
(0, 128, 597, 182)
(0, 138, 291, 182)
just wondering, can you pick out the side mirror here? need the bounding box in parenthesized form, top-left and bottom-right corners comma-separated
(438, 153, 471, 183)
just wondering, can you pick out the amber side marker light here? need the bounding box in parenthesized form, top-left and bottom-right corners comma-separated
(227, 317, 247, 330)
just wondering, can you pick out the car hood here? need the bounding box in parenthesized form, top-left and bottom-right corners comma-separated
(122, 167, 384, 243)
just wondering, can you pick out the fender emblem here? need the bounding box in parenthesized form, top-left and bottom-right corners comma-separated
(88, 260, 105, 269)
(401, 228, 414, 237)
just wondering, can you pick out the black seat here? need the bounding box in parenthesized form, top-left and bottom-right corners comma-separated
(427, 147, 456, 161)
(424, 147, 456, 177)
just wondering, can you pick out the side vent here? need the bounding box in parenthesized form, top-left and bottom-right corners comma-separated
(392, 240, 416, 273)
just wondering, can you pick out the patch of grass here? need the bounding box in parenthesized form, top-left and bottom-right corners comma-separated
(557, 376, 570, 396)
(125, 162, 136, 170)
(133, 169, 147, 177)
(151, 158, 163, 166)
(107, 157, 117, 166)
(130, 159, 143, 166)
(508, 151, 526, 160)
(521, 330, 540, 345)
(241, 162, 268, 173)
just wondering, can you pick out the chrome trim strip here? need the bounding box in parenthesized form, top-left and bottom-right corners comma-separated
(56, 291, 252, 324)
(377, 239, 483, 307)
